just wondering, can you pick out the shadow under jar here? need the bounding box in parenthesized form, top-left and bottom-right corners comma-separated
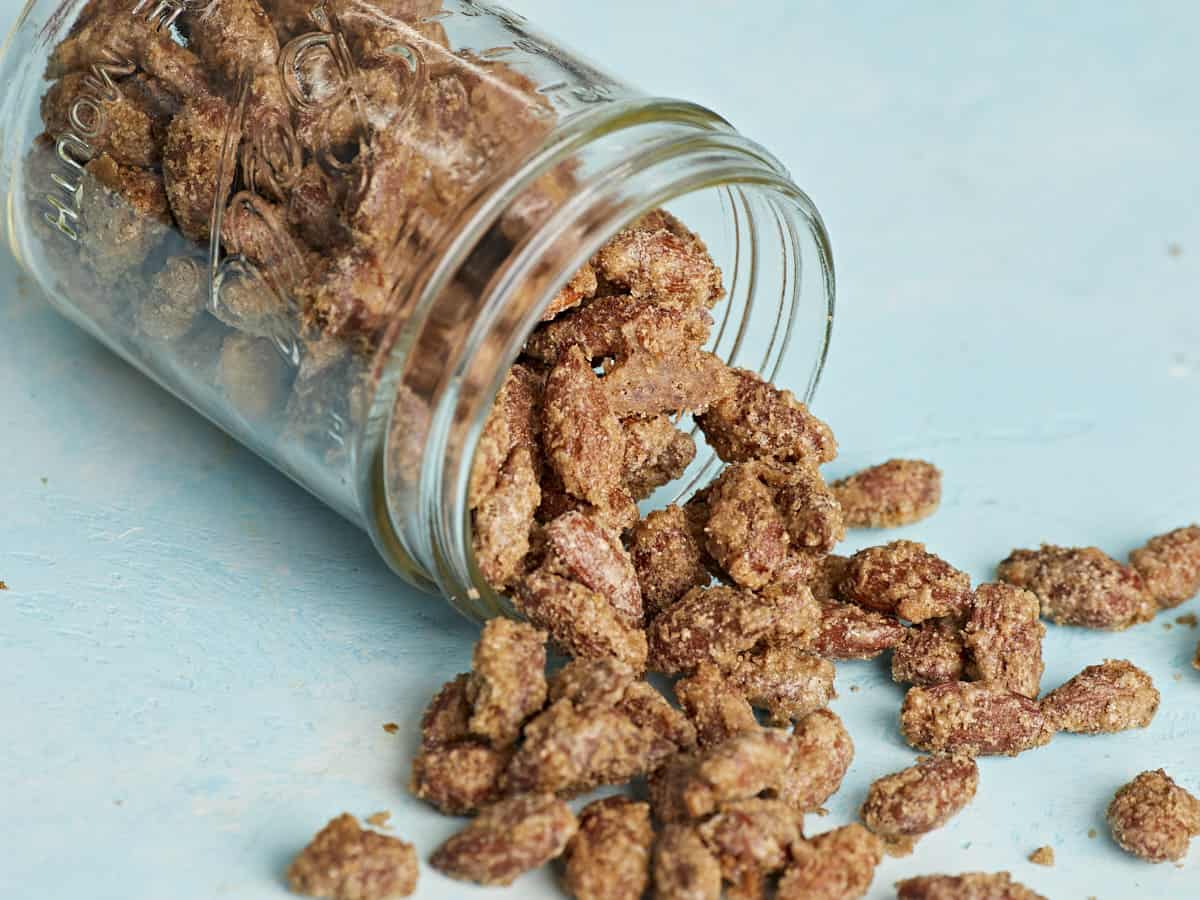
(0, 0, 835, 620)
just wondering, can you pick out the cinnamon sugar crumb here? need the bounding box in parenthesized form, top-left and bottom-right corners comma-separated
(382, 723, 399, 734)
(1028, 845, 1055, 866)
(365, 811, 391, 828)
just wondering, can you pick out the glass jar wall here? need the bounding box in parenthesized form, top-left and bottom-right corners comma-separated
(0, 0, 834, 617)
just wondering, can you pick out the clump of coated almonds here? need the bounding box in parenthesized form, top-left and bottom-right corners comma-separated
(286, 212, 1200, 898)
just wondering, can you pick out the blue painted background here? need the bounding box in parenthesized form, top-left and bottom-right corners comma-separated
(1, 2, 1197, 897)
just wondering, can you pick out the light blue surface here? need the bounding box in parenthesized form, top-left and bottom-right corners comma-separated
(2, 2, 1198, 898)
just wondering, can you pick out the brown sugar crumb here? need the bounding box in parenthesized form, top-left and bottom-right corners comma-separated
(629, 505, 712, 620)
(1040, 659, 1160, 734)
(649, 728, 795, 822)
(891, 617, 967, 686)
(674, 664, 759, 749)
(287, 813, 417, 900)
(542, 344, 628, 513)
(466, 619, 548, 749)
(723, 645, 836, 725)
(0, 581, 7, 591)
(646, 584, 815, 675)
(1106, 769, 1200, 863)
(900, 681, 1052, 757)
(1130, 525, 1200, 610)
(807, 554, 851, 604)
(997, 544, 1155, 630)
(697, 798, 802, 884)
(860, 756, 979, 842)
(365, 812, 391, 829)
(831, 459, 942, 529)
(841, 541, 972, 623)
(563, 797, 653, 900)
(703, 463, 795, 590)
(543, 510, 644, 627)
(777, 824, 884, 900)
(773, 709, 855, 814)
(1177, 612, 1199, 627)
(896, 872, 1047, 900)
(430, 793, 577, 886)
(813, 601, 906, 660)
(697, 368, 837, 467)
(963, 583, 1046, 698)
(1028, 845, 1054, 866)
(1088, 828, 1098, 839)
(514, 569, 648, 671)
(409, 742, 510, 816)
(653, 824, 722, 900)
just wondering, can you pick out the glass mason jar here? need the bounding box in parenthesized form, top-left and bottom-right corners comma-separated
(0, 0, 834, 621)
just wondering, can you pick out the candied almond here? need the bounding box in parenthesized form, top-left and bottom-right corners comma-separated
(831, 459, 942, 529)
(542, 345, 627, 510)
(623, 415, 697, 500)
(563, 797, 653, 900)
(963, 583, 1046, 698)
(703, 463, 795, 590)
(997, 544, 1154, 630)
(724, 644, 836, 725)
(896, 872, 1047, 900)
(900, 682, 1052, 757)
(409, 742, 510, 816)
(697, 797, 802, 882)
(287, 813, 417, 900)
(777, 824, 883, 900)
(419, 673, 472, 749)
(646, 584, 813, 675)
(891, 617, 966, 686)
(431, 793, 577, 885)
(163, 93, 235, 243)
(514, 569, 648, 671)
(860, 755, 979, 840)
(841, 541, 971, 623)
(762, 463, 845, 552)
(652, 824, 722, 900)
(1106, 769, 1200, 863)
(696, 368, 837, 467)
(674, 664, 758, 749)
(595, 215, 724, 309)
(472, 446, 540, 589)
(466, 618, 548, 748)
(1040, 659, 1159, 734)
(629, 505, 712, 619)
(813, 601, 906, 660)
(772, 708, 854, 814)
(547, 657, 636, 710)
(1129, 524, 1200, 609)
(468, 364, 542, 508)
(649, 729, 795, 822)
(543, 510, 643, 627)
(542, 259, 599, 321)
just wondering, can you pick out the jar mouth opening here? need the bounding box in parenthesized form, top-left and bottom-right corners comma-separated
(365, 101, 835, 619)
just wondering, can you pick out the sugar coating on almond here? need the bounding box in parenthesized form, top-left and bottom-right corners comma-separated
(1107, 769, 1200, 863)
(842, 541, 971, 623)
(629, 505, 711, 620)
(1039, 659, 1159, 734)
(963, 583, 1046, 698)
(777, 824, 883, 900)
(900, 681, 1052, 757)
(1129, 524, 1200, 610)
(430, 793, 577, 886)
(563, 797, 653, 900)
(860, 755, 979, 839)
(287, 814, 417, 900)
(998, 544, 1155, 630)
(897, 871, 1048, 900)
(832, 459, 942, 529)
(891, 617, 967, 686)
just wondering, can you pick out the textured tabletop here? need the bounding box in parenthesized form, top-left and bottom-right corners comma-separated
(2, 2, 1198, 898)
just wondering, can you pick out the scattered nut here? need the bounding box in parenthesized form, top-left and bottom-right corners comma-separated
(860, 755, 979, 841)
(831, 459, 942, 529)
(896, 872, 1047, 900)
(1039, 659, 1159, 734)
(900, 681, 1052, 757)
(963, 583, 1046, 698)
(288, 813, 417, 900)
(563, 797, 653, 900)
(841, 541, 972, 623)
(1129, 524, 1200, 610)
(1106, 769, 1200, 863)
